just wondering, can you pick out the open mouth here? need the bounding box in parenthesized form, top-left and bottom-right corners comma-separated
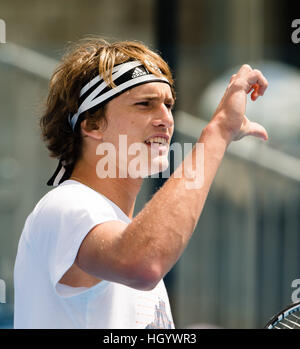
(144, 137, 169, 151)
(145, 136, 168, 145)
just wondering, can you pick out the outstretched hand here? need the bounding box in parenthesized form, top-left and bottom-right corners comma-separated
(211, 64, 269, 142)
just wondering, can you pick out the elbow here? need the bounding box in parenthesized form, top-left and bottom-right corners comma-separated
(125, 262, 163, 291)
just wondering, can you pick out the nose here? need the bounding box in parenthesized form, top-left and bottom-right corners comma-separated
(152, 104, 174, 129)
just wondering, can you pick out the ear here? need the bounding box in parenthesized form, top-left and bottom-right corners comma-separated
(80, 120, 103, 140)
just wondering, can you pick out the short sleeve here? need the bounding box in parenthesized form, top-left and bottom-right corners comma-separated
(30, 182, 130, 297)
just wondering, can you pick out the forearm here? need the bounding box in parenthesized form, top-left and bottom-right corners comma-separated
(119, 121, 231, 280)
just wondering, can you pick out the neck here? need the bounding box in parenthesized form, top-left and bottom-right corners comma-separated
(70, 158, 143, 219)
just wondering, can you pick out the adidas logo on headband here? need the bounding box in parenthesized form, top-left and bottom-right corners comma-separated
(47, 60, 170, 186)
(132, 66, 147, 78)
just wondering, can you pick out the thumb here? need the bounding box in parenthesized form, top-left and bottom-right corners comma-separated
(233, 115, 269, 141)
(246, 121, 269, 141)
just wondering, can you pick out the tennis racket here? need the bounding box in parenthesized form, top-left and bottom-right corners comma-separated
(265, 301, 300, 329)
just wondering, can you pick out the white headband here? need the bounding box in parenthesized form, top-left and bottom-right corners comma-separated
(68, 60, 170, 131)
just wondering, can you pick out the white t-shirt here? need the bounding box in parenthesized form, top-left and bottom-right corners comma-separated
(14, 180, 174, 329)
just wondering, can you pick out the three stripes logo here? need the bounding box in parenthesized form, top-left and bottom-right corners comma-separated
(132, 66, 147, 79)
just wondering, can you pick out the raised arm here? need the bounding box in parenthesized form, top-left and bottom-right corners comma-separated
(75, 64, 268, 290)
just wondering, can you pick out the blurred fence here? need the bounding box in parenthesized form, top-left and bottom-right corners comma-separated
(0, 44, 300, 329)
(0, 43, 57, 328)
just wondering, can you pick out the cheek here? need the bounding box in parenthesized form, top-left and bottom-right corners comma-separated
(170, 125, 175, 137)
(102, 119, 125, 142)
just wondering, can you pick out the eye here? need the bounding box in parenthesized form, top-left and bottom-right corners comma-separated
(165, 103, 174, 110)
(135, 101, 150, 107)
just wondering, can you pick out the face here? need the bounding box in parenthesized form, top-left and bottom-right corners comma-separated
(97, 82, 175, 178)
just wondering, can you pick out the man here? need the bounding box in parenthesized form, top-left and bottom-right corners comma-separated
(14, 38, 268, 329)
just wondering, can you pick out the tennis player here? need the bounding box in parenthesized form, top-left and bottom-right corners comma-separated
(13, 38, 268, 329)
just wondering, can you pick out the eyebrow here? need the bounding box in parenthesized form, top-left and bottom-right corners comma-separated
(134, 94, 175, 104)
